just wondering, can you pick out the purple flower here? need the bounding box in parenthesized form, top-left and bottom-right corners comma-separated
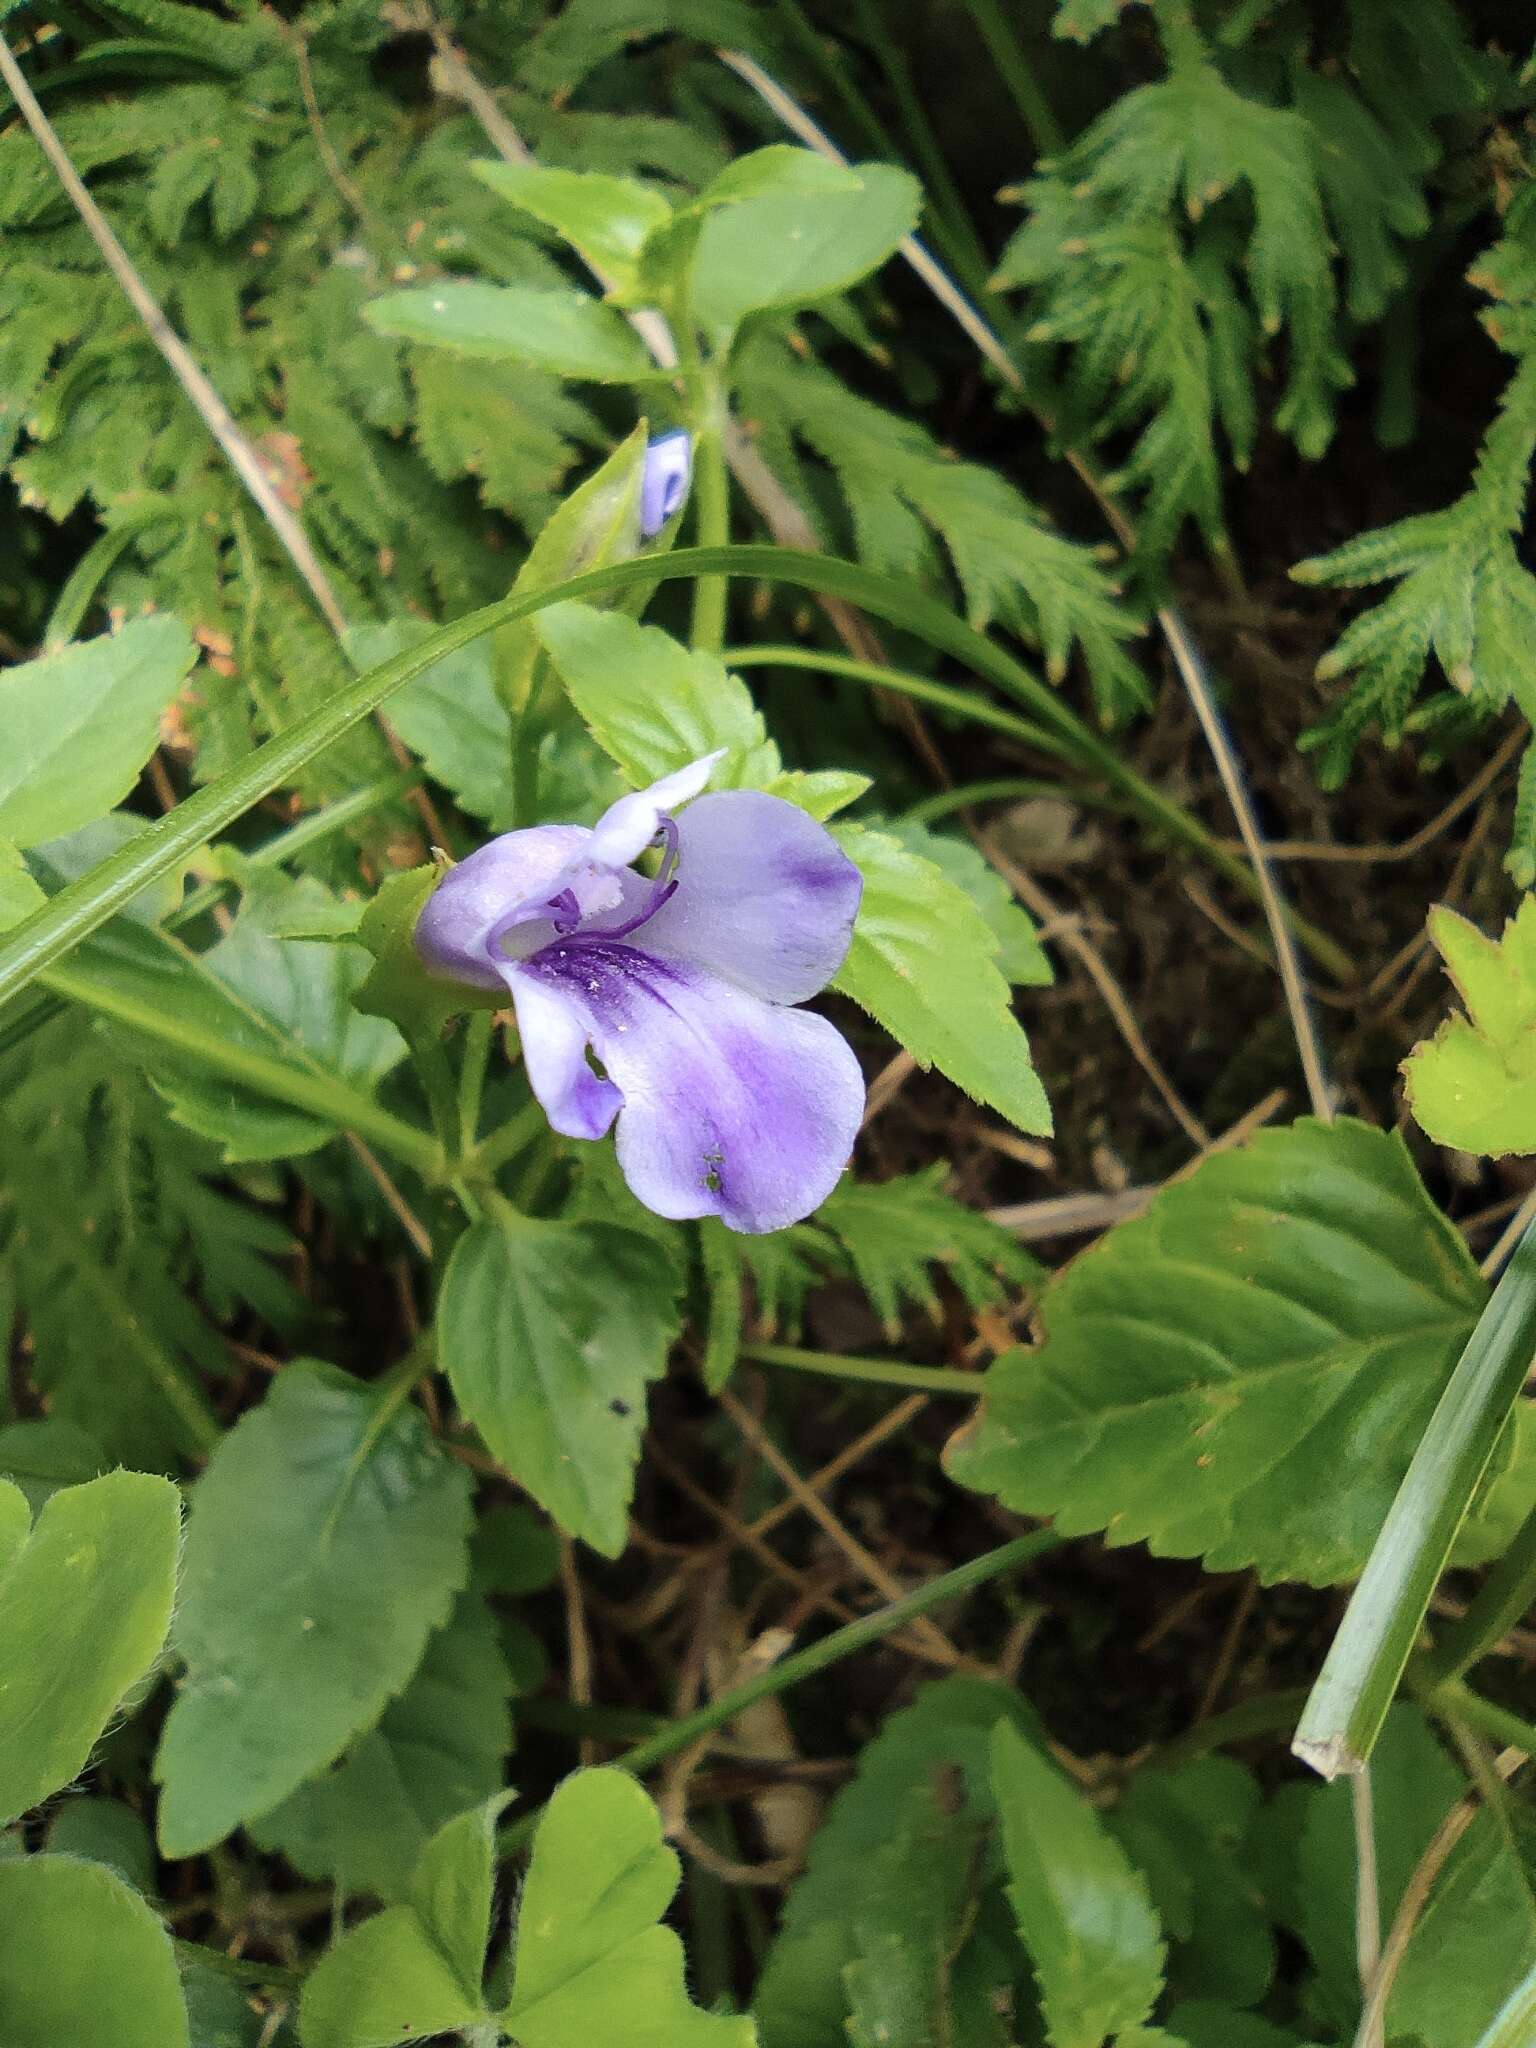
(639, 431, 691, 539)
(416, 755, 866, 1232)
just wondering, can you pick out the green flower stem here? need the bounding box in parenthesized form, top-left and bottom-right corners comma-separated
(40, 959, 444, 1180)
(741, 1341, 984, 1397)
(726, 644, 1079, 762)
(458, 1010, 494, 1155)
(959, 0, 1067, 158)
(1294, 1217, 1536, 1778)
(1423, 1496, 1536, 1690)
(498, 1528, 1061, 1855)
(905, 777, 1126, 825)
(463, 1099, 547, 1184)
(0, 543, 1350, 1005)
(1421, 1678, 1536, 1757)
(690, 369, 732, 654)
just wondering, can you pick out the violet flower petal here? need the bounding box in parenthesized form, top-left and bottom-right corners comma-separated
(639, 430, 691, 539)
(509, 974, 623, 1140)
(639, 789, 862, 1003)
(508, 939, 864, 1232)
(586, 751, 723, 869)
(415, 825, 589, 990)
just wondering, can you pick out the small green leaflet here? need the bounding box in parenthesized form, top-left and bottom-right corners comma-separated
(833, 823, 1052, 1136)
(299, 1797, 507, 2048)
(691, 162, 921, 341)
(365, 282, 656, 382)
(0, 1856, 189, 2048)
(438, 1209, 683, 1557)
(0, 615, 196, 849)
(535, 602, 869, 819)
(1404, 897, 1536, 1154)
(502, 1769, 755, 2048)
(154, 1362, 474, 1857)
(946, 1118, 1485, 1584)
(991, 1720, 1166, 2048)
(472, 161, 672, 296)
(0, 1471, 180, 1825)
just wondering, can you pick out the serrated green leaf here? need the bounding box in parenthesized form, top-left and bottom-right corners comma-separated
(991, 1720, 1165, 2048)
(0, 1471, 180, 1825)
(756, 1677, 1041, 2048)
(298, 1797, 507, 2048)
(1405, 897, 1536, 1153)
(833, 823, 1052, 1136)
(0, 616, 196, 849)
(154, 1362, 474, 1857)
(503, 1768, 755, 2048)
(0, 1855, 189, 2048)
(439, 1210, 683, 1557)
(252, 1590, 512, 1903)
(891, 820, 1052, 986)
(366, 283, 656, 381)
(692, 162, 920, 340)
(946, 1118, 1485, 1584)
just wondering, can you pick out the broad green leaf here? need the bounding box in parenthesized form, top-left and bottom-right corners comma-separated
(347, 620, 515, 828)
(473, 161, 672, 294)
(0, 840, 45, 932)
(0, 1416, 105, 1510)
(1475, 1965, 1536, 2048)
(502, 1767, 754, 2048)
(692, 163, 921, 339)
(298, 1798, 507, 2048)
(0, 1855, 189, 2048)
(365, 282, 654, 381)
(0, 616, 196, 848)
(154, 1362, 473, 1857)
(990, 1719, 1166, 2048)
(253, 1590, 512, 1903)
(1166, 2006, 1303, 2048)
(833, 823, 1052, 1136)
(438, 1211, 683, 1557)
(694, 147, 861, 212)
(756, 1677, 1041, 2048)
(890, 820, 1053, 986)
(0, 1472, 180, 1825)
(1405, 897, 1536, 1153)
(946, 1118, 1486, 1583)
(28, 811, 188, 926)
(1296, 1706, 1536, 2045)
(144, 870, 406, 1161)
(536, 601, 781, 787)
(1111, 1759, 1273, 2010)
(45, 1797, 157, 1895)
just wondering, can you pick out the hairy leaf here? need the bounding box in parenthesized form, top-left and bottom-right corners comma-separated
(0, 1856, 188, 2048)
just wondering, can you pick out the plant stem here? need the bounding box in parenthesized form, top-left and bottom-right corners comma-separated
(498, 1528, 1061, 1855)
(905, 777, 1125, 825)
(690, 368, 731, 653)
(741, 1341, 983, 1397)
(458, 1010, 494, 1156)
(1422, 1679, 1536, 1756)
(464, 1098, 547, 1184)
(959, 0, 1067, 157)
(1424, 1496, 1536, 1690)
(41, 960, 443, 1180)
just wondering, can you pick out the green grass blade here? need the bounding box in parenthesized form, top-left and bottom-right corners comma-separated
(0, 544, 1331, 1009)
(1293, 1217, 1536, 1778)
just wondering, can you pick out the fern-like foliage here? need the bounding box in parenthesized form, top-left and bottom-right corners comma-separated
(736, 340, 1148, 723)
(1296, 180, 1536, 878)
(0, 1015, 297, 1468)
(993, 0, 1493, 561)
(737, 1167, 1039, 1340)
